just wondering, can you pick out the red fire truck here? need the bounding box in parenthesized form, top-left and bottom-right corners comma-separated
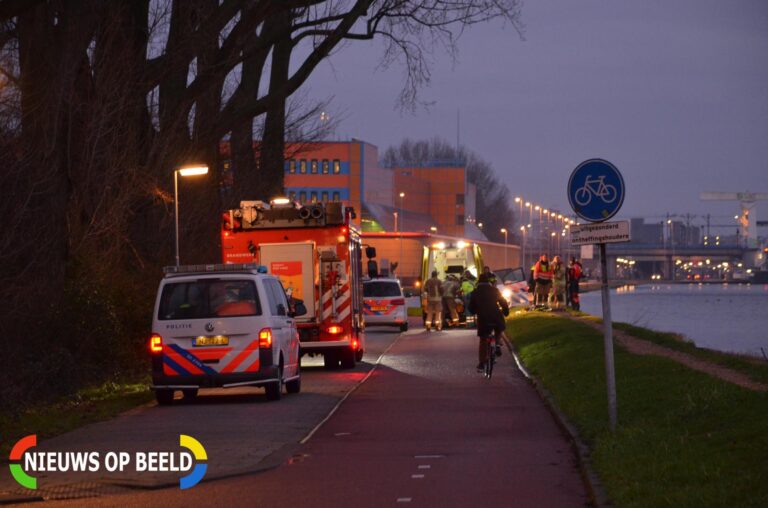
(221, 199, 365, 369)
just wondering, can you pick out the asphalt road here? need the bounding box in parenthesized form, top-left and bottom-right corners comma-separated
(7, 320, 588, 507)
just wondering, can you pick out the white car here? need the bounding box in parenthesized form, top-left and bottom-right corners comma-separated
(363, 278, 409, 332)
(150, 263, 303, 405)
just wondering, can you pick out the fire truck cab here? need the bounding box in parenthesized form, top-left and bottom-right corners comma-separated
(221, 200, 365, 369)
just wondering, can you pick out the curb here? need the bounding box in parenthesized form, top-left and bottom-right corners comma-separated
(504, 338, 612, 508)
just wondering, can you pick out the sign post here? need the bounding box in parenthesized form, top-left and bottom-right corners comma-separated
(568, 158, 628, 432)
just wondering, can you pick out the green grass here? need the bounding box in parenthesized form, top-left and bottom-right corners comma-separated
(0, 380, 152, 457)
(508, 313, 768, 508)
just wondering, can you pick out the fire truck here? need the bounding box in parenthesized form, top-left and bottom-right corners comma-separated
(221, 199, 365, 369)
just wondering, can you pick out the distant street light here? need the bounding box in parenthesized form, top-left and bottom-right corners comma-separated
(500, 228, 508, 268)
(519, 226, 527, 268)
(174, 164, 209, 266)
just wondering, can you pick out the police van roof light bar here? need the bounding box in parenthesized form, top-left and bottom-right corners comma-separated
(164, 263, 268, 275)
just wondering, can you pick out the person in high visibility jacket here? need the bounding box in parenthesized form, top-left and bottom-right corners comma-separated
(460, 270, 477, 326)
(533, 254, 554, 308)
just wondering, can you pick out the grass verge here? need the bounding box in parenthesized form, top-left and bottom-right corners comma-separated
(508, 312, 768, 508)
(1, 380, 152, 457)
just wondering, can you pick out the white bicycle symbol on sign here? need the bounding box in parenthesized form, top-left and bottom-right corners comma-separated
(574, 175, 618, 206)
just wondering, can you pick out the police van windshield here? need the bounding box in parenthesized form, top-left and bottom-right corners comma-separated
(364, 281, 401, 298)
(158, 280, 262, 320)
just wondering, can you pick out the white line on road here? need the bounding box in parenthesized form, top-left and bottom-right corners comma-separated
(417, 465, 431, 469)
(299, 337, 402, 445)
(396, 498, 412, 503)
(333, 432, 351, 437)
(414, 454, 445, 459)
(411, 474, 425, 479)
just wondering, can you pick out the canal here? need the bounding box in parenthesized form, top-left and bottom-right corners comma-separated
(580, 282, 768, 357)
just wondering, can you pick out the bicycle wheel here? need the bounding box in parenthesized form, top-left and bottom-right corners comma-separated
(574, 186, 591, 206)
(601, 184, 618, 203)
(484, 339, 495, 379)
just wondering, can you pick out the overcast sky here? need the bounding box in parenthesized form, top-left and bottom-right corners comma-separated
(301, 0, 768, 231)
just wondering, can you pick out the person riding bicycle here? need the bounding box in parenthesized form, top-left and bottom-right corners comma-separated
(468, 273, 510, 371)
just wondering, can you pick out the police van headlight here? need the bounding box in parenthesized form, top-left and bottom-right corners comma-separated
(501, 288, 512, 300)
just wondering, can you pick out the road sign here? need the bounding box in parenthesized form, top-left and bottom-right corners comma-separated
(567, 159, 625, 222)
(570, 220, 631, 246)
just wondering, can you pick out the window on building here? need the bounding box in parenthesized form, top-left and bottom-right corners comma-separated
(310, 191, 318, 203)
(299, 159, 307, 173)
(456, 214, 465, 226)
(288, 160, 296, 173)
(332, 191, 340, 202)
(456, 193, 464, 205)
(288, 191, 296, 201)
(299, 191, 307, 202)
(321, 191, 329, 202)
(322, 160, 330, 174)
(311, 159, 318, 173)
(333, 159, 341, 174)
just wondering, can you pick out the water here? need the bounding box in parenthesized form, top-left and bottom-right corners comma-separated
(580, 283, 768, 357)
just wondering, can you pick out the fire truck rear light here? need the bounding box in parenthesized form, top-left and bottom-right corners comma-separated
(352, 339, 359, 350)
(259, 328, 272, 348)
(326, 325, 343, 335)
(150, 334, 163, 353)
(391, 298, 405, 306)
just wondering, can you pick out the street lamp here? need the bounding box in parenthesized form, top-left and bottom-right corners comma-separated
(500, 228, 508, 268)
(174, 164, 209, 266)
(519, 226, 527, 269)
(399, 192, 405, 276)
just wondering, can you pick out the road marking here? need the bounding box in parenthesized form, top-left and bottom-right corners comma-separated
(417, 465, 431, 469)
(333, 432, 351, 437)
(396, 498, 412, 503)
(411, 474, 424, 479)
(299, 336, 402, 445)
(414, 454, 444, 459)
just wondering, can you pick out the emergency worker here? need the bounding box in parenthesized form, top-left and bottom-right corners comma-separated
(567, 257, 583, 310)
(550, 256, 566, 310)
(533, 254, 553, 308)
(460, 271, 476, 326)
(422, 270, 444, 331)
(442, 274, 460, 327)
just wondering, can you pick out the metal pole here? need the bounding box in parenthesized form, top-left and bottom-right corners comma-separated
(600, 242, 617, 431)
(174, 169, 180, 267)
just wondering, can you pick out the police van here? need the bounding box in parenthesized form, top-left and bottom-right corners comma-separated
(150, 263, 303, 405)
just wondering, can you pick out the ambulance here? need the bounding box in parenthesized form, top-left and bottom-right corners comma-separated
(221, 199, 365, 369)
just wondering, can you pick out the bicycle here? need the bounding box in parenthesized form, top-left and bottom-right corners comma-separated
(574, 175, 618, 206)
(481, 334, 497, 379)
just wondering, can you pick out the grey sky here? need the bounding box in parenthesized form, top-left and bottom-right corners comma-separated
(302, 0, 768, 230)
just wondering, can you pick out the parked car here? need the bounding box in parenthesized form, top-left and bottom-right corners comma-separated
(363, 278, 409, 332)
(150, 263, 303, 405)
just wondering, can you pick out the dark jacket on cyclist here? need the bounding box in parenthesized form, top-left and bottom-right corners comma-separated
(468, 275, 509, 337)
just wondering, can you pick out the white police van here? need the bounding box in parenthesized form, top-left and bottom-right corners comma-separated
(150, 264, 303, 404)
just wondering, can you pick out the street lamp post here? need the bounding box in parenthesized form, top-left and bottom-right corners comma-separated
(500, 228, 508, 268)
(174, 164, 209, 266)
(399, 192, 405, 276)
(519, 226, 526, 269)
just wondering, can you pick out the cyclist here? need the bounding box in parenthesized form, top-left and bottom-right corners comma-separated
(468, 273, 510, 371)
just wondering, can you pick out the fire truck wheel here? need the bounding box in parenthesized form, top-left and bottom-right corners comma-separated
(286, 365, 301, 394)
(265, 361, 284, 401)
(323, 352, 340, 369)
(340, 348, 357, 369)
(400, 323, 409, 332)
(155, 389, 174, 406)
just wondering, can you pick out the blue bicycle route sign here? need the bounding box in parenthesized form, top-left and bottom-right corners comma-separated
(567, 158, 625, 222)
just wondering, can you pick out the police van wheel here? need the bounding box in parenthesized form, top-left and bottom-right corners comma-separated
(355, 349, 364, 362)
(399, 323, 408, 332)
(182, 388, 198, 402)
(286, 365, 301, 394)
(265, 363, 284, 401)
(155, 389, 174, 406)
